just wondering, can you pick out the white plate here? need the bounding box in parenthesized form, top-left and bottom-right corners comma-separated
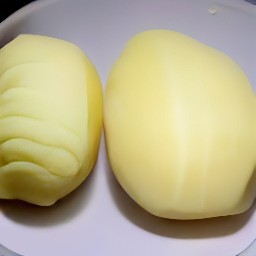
(0, 0, 255, 255)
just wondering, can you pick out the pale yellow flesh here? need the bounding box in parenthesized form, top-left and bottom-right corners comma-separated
(104, 30, 256, 219)
(0, 34, 102, 206)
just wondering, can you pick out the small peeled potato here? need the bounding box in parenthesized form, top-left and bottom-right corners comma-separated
(0, 34, 102, 206)
(104, 30, 256, 219)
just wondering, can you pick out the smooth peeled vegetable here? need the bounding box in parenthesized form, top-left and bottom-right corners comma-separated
(0, 34, 102, 206)
(104, 30, 256, 219)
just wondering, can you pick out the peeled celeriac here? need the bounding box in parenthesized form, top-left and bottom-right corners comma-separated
(0, 34, 102, 206)
(104, 30, 256, 219)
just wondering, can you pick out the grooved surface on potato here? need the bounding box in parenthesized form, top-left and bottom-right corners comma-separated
(104, 30, 256, 219)
(0, 35, 102, 205)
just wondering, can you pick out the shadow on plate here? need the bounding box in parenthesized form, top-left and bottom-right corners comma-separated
(104, 156, 255, 239)
(0, 163, 97, 227)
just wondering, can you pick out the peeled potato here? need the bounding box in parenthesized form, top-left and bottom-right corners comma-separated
(0, 34, 102, 206)
(104, 30, 256, 219)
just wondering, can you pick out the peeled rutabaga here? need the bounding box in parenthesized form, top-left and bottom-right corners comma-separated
(0, 35, 102, 206)
(104, 30, 256, 219)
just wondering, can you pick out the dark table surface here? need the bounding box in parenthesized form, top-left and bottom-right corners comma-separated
(1, 0, 255, 23)
(0, 1, 35, 22)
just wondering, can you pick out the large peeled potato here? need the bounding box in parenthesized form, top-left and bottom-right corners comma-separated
(104, 30, 256, 219)
(0, 35, 102, 206)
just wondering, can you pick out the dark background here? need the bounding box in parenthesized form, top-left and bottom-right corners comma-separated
(0, 0, 35, 22)
(1, 0, 255, 22)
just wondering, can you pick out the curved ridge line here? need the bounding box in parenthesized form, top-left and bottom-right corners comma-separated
(0, 161, 71, 178)
(0, 114, 81, 141)
(0, 85, 33, 97)
(0, 61, 49, 77)
(0, 136, 81, 167)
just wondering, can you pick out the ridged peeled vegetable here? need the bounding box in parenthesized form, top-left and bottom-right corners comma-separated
(0, 35, 102, 206)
